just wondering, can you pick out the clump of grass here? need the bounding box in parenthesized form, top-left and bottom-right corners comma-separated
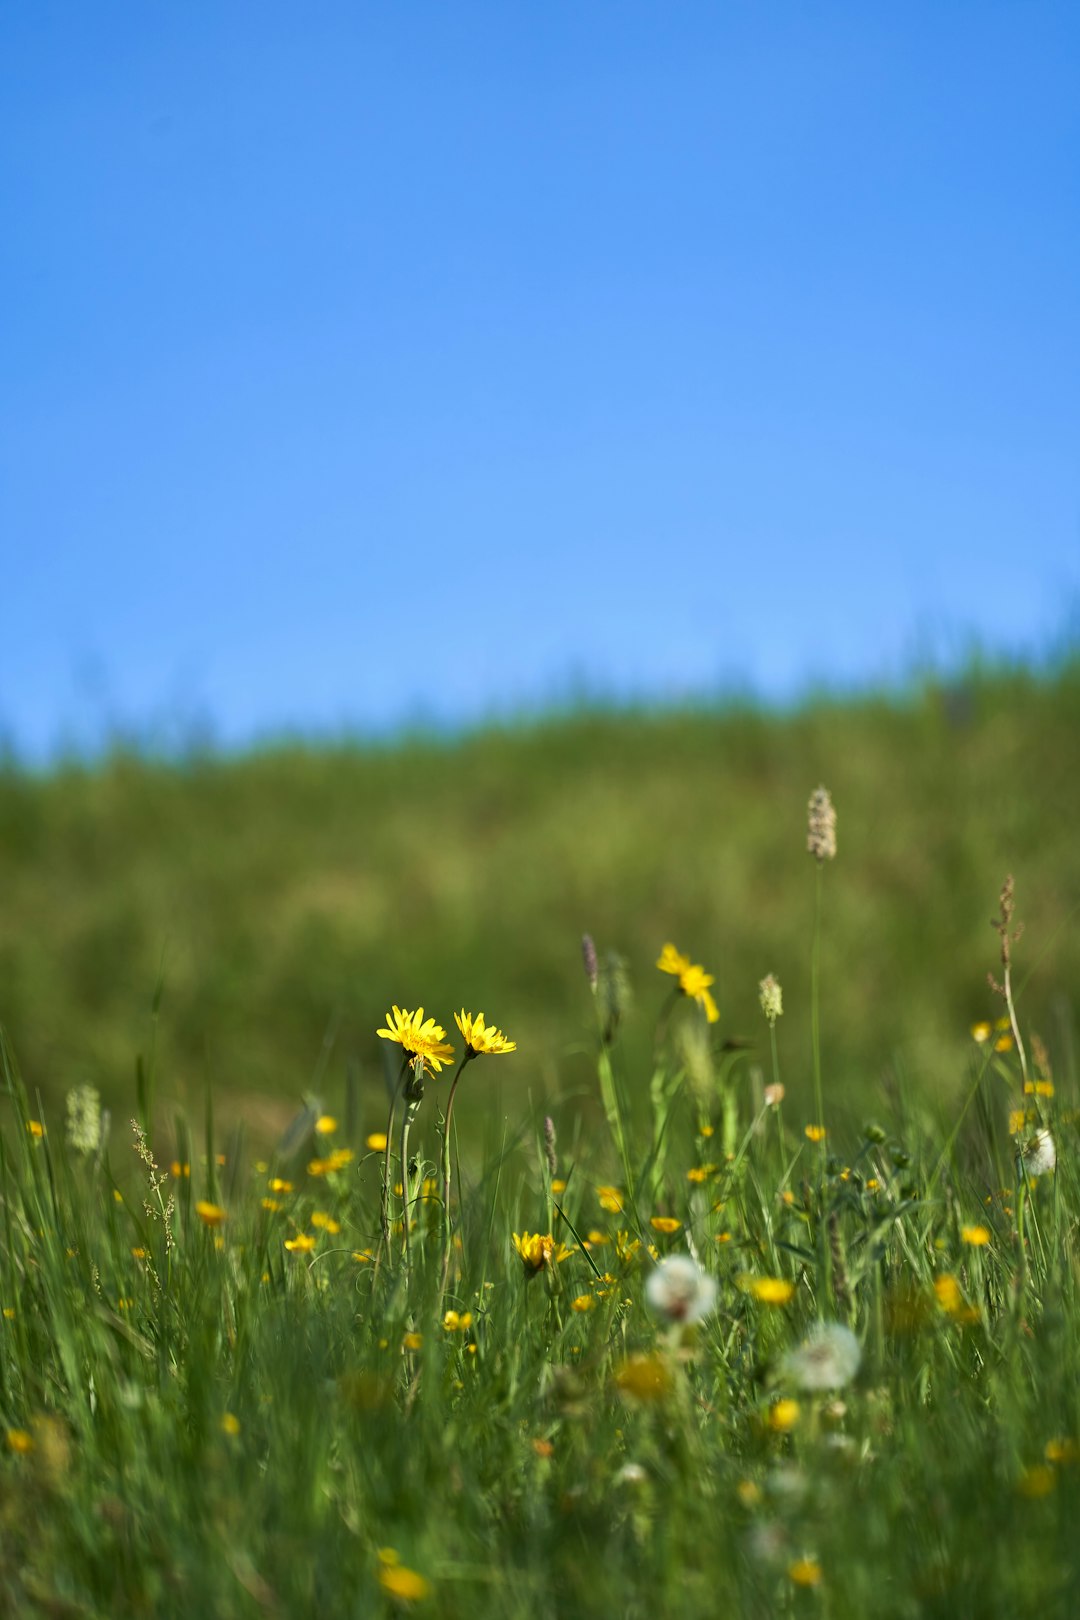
(0, 837, 1077, 1617)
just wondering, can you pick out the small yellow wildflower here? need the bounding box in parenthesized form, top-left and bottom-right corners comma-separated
(221, 1413, 241, 1437)
(377, 1552, 431, 1602)
(649, 1216, 681, 1234)
(994, 1033, 1014, 1053)
(597, 1185, 624, 1213)
(571, 1294, 596, 1312)
(789, 1559, 822, 1588)
(1045, 1437, 1080, 1465)
(804, 1124, 826, 1144)
(614, 1353, 673, 1403)
(736, 1479, 762, 1508)
(315, 1115, 337, 1134)
(267, 1178, 293, 1194)
(687, 1164, 718, 1183)
(402, 1332, 423, 1352)
(2, 1308, 15, 1321)
(310, 1212, 341, 1233)
(512, 1232, 572, 1272)
(170, 1161, 191, 1178)
(716, 1231, 731, 1244)
(366, 1132, 388, 1152)
(739, 1275, 796, 1305)
(971, 1021, 992, 1043)
(614, 1231, 642, 1263)
(531, 1437, 554, 1458)
(961, 1225, 990, 1247)
(551, 1178, 567, 1194)
(454, 1010, 517, 1056)
(768, 1399, 800, 1433)
(284, 1233, 316, 1253)
(656, 942, 719, 1022)
(6, 1428, 34, 1454)
(131, 1247, 147, 1260)
(195, 1201, 227, 1228)
(27, 1121, 44, 1139)
(934, 1275, 962, 1314)
(352, 1249, 375, 1264)
(1024, 1079, 1054, 1097)
(1017, 1464, 1056, 1498)
(376, 1005, 455, 1074)
(442, 1310, 472, 1332)
(308, 1148, 354, 1175)
(586, 1230, 610, 1246)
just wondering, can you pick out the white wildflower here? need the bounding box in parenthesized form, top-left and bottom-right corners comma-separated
(1022, 1129, 1056, 1177)
(781, 1322, 861, 1392)
(645, 1254, 718, 1324)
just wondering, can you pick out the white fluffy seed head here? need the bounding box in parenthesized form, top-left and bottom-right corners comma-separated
(645, 1254, 718, 1324)
(1023, 1129, 1056, 1177)
(781, 1322, 862, 1392)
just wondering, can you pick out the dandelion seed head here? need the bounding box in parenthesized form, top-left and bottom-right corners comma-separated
(781, 1322, 862, 1392)
(645, 1254, 718, 1324)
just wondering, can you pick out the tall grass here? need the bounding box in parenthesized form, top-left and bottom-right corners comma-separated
(0, 834, 1077, 1617)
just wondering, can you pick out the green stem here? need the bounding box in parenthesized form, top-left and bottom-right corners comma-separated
(378, 1057, 409, 1259)
(811, 861, 826, 1137)
(440, 1053, 474, 1300)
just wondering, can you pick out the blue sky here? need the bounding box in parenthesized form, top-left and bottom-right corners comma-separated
(2, 2, 1078, 756)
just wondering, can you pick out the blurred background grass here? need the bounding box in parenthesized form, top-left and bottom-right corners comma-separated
(1, 657, 1077, 1149)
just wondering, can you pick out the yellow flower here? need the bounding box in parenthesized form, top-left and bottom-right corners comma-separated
(195, 1201, 227, 1228)
(768, 1399, 800, 1433)
(789, 1558, 822, 1587)
(1017, 1464, 1056, 1498)
(377, 1551, 431, 1602)
(614, 1230, 642, 1263)
(597, 1185, 624, 1213)
(284, 1233, 316, 1253)
(804, 1124, 826, 1144)
(310, 1212, 341, 1233)
(171, 1161, 191, 1178)
(443, 1310, 472, 1332)
(736, 1479, 762, 1508)
(551, 1178, 567, 1194)
(1024, 1079, 1054, 1097)
(614, 1353, 673, 1403)
(267, 1178, 293, 1194)
(402, 1332, 423, 1352)
(262, 1198, 282, 1212)
(6, 1428, 34, 1454)
(971, 1021, 992, 1043)
(512, 1231, 572, 1272)
(649, 1216, 681, 1234)
(454, 1010, 517, 1056)
(27, 1120, 44, 1139)
(366, 1132, 388, 1152)
(1045, 1438, 1080, 1465)
(571, 1294, 596, 1312)
(221, 1413, 241, 1437)
(739, 1275, 795, 1305)
(586, 1230, 610, 1245)
(687, 1165, 718, 1183)
(308, 1148, 354, 1175)
(376, 1005, 455, 1074)
(315, 1115, 337, 1134)
(656, 943, 719, 1022)
(352, 1249, 374, 1264)
(994, 1033, 1014, 1053)
(131, 1247, 147, 1260)
(961, 1225, 990, 1247)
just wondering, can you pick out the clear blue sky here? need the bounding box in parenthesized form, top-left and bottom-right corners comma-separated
(2, 2, 1078, 756)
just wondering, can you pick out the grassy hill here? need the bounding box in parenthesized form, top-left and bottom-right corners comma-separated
(1, 660, 1078, 1151)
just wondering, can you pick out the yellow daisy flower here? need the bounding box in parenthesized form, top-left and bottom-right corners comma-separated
(454, 1010, 517, 1057)
(657, 944, 720, 1022)
(376, 1005, 455, 1074)
(512, 1231, 573, 1273)
(656, 942, 720, 1023)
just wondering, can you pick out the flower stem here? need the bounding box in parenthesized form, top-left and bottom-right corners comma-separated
(378, 1057, 409, 1259)
(439, 1053, 474, 1299)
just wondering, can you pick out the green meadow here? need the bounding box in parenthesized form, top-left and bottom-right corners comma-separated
(1, 660, 1079, 1616)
